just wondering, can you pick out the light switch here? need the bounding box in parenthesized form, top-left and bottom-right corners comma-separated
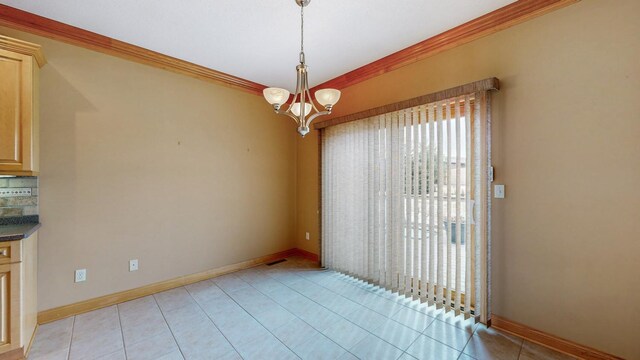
(494, 184, 505, 199)
(305, 232, 310, 240)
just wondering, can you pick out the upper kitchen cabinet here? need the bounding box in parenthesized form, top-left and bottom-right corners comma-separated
(0, 35, 45, 176)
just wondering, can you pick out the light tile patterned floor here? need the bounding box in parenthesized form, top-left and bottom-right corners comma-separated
(28, 256, 574, 360)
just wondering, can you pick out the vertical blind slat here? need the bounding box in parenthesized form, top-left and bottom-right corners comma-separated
(384, 113, 391, 287)
(420, 106, 428, 300)
(412, 107, 419, 297)
(473, 92, 482, 319)
(436, 101, 444, 308)
(372, 117, 380, 283)
(454, 97, 463, 315)
(392, 111, 400, 289)
(445, 101, 453, 311)
(464, 94, 472, 319)
(428, 103, 436, 305)
(403, 110, 411, 294)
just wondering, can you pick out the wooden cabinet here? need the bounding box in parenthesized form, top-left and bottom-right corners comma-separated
(0, 232, 37, 359)
(0, 263, 20, 355)
(0, 35, 45, 176)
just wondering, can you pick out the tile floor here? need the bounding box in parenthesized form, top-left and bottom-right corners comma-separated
(27, 257, 574, 360)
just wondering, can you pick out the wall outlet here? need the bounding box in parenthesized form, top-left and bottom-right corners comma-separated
(305, 232, 310, 240)
(129, 259, 139, 272)
(494, 184, 505, 199)
(75, 269, 87, 283)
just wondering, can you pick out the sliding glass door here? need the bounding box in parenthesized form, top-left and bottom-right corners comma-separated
(321, 90, 492, 323)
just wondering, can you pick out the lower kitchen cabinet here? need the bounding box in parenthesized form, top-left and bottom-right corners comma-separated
(0, 231, 37, 359)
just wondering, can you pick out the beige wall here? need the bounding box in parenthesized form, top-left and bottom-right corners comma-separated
(295, 1, 640, 358)
(0, 27, 297, 311)
(2, 0, 639, 356)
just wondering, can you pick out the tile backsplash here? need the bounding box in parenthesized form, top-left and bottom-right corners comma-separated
(0, 176, 38, 218)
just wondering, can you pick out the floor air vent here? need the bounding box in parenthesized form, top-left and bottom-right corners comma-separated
(266, 259, 287, 266)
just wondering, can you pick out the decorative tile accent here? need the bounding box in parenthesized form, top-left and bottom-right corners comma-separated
(0, 176, 38, 218)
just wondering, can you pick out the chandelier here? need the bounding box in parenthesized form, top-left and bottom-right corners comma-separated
(262, 0, 341, 137)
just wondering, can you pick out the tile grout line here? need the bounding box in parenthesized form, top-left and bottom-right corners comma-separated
(516, 336, 524, 359)
(152, 293, 187, 360)
(66, 315, 76, 360)
(184, 281, 247, 360)
(115, 305, 128, 359)
(457, 321, 482, 359)
(399, 331, 424, 360)
(211, 278, 304, 359)
(419, 316, 477, 356)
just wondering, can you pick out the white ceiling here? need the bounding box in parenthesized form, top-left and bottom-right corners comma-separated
(0, 0, 515, 89)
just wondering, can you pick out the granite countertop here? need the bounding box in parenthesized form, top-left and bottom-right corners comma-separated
(0, 215, 41, 242)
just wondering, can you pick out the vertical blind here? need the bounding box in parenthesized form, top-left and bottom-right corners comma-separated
(321, 90, 492, 322)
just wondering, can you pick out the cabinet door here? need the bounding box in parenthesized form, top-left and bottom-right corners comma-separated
(0, 263, 20, 353)
(0, 48, 33, 173)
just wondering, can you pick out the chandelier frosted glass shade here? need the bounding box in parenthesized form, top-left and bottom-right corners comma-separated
(291, 102, 313, 117)
(263, 88, 290, 107)
(262, 0, 341, 137)
(315, 89, 341, 108)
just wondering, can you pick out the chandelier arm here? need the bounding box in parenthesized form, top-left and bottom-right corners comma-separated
(299, 70, 307, 123)
(285, 89, 300, 113)
(275, 109, 302, 125)
(284, 66, 304, 114)
(304, 90, 320, 114)
(303, 71, 320, 114)
(305, 110, 331, 127)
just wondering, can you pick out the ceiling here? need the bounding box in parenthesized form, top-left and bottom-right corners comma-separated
(0, 0, 515, 90)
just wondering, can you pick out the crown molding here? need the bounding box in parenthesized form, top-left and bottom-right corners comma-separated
(0, 34, 46, 66)
(0, 1, 578, 96)
(311, 0, 579, 92)
(0, 4, 266, 95)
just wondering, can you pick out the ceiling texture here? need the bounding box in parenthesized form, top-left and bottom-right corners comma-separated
(0, 0, 515, 89)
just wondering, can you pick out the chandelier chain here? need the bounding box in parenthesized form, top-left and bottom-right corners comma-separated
(300, 3, 304, 62)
